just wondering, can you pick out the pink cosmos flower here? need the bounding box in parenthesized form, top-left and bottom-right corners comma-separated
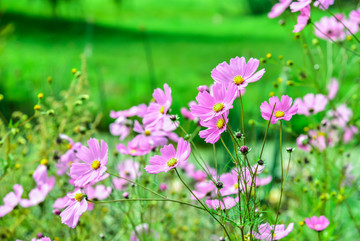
(327, 78, 338, 100)
(70, 138, 108, 187)
(110, 103, 148, 119)
(60, 189, 88, 228)
(268, 0, 293, 18)
(313, 0, 334, 10)
(294, 93, 328, 116)
(190, 83, 237, 122)
(31, 237, 52, 241)
(343, 125, 358, 143)
(327, 104, 352, 127)
(56, 138, 82, 176)
(191, 170, 208, 182)
(305, 216, 330, 231)
(132, 120, 168, 150)
(20, 177, 55, 208)
(211, 56, 265, 92)
(145, 138, 191, 174)
(143, 84, 172, 127)
(192, 181, 216, 199)
(113, 159, 140, 190)
(197, 85, 209, 93)
(181, 101, 197, 121)
(253, 223, 294, 240)
(292, 5, 311, 32)
(350, 8, 360, 25)
(199, 112, 228, 144)
(86, 185, 112, 200)
(205, 196, 238, 210)
(296, 134, 311, 152)
(0, 184, 23, 217)
(308, 130, 327, 151)
(314, 16, 345, 41)
(116, 139, 151, 156)
(109, 116, 131, 141)
(159, 183, 167, 191)
(260, 95, 298, 124)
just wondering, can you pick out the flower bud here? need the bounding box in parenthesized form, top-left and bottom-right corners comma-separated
(123, 192, 129, 199)
(240, 146, 249, 154)
(235, 132, 242, 139)
(216, 182, 223, 189)
(286, 147, 294, 153)
(258, 159, 264, 165)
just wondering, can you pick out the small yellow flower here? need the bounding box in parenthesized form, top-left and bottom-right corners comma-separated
(34, 105, 41, 110)
(266, 53, 272, 59)
(15, 163, 21, 169)
(72, 68, 77, 74)
(37, 93, 44, 99)
(277, 77, 283, 83)
(40, 158, 48, 166)
(269, 91, 275, 97)
(0, 94, 4, 101)
(347, 35, 353, 41)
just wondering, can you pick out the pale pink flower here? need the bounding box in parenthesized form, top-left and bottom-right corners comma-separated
(314, 16, 345, 41)
(350, 8, 360, 25)
(205, 196, 238, 210)
(191, 181, 216, 200)
(253, 223, 294, 240)
(190, 83, 237, 122)
(132, 120, 168, 150)
(260, 95, 298, 124)
(305, 216, 330, 231)
(292, 5, 311, 32)
(113, 159, 140, 190)
(197, 85, 209, 93)
(313, 0, 334, 10)
(109, 116, 131, 141)
(294, 93, 328, 116)
(143, 84, 172, 127)
(20, 177, 55, 208)
(0, 184, 23, 217)
(296, 134, 311, 152)
(86, 185, 112, 200)
(199, 112, 228, 144)
(343, 125, 358, 143)
(181, 101, 197, 121)
(145, 138, 191, 174)
(56, 134, 82, 176)
(110, 103, 147, 119)
(60, 189, 88, 228)
(211, 56, 265, 92)
(268, 0, 293, 19)
(308, 130, 327, 151)
(191, 170, 208, 182)
(70, 138, 108, 187)
(327, 104, 352, 127)
(31, 237, 52, 241)
(327, 78, 338, 100)
(130, 223, 159, 241)
(116, 139, 151, 157)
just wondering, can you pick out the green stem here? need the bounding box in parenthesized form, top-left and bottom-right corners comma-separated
(106, 171, 166, 199)
(174, 168, 232, 241)
(318, 231, 321, 241)
(273, 121, 284, 241)
(239, 90, 246, 146)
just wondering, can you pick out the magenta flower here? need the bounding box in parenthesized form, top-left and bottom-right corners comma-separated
(145, 138, 191, 174)
(60, 189, 88, 228)
(116, 139, 151, 157)
(31, 237, 52, 241)
(205, 196, 238, 210)
(343, 125, 358, 143)
(211, 56, 265, 91)
(294, 93, 328, 116)
(268, 0, 292, 18)
(56, 135, 82, 176)
(253, 223, 294, 240)
(199, 112, 228, 144)
(0, 184, 23, 217)
(350, 8, 360, 25)
(305, 216, 330, 231)
(190, 83, 237, 122)
(327, 78, 338, 100)
(292, 5, 311, 32)
(70, 138, 108, 187)
(143, 84, 172, 127)
(260, 95, 298, 124)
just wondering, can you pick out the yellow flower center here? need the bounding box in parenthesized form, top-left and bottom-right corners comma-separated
(160, 106, 165, 114)
(130, 149, 137, 154)
(74, 193, 83, 202)
(40, 158, 48, 165)
(216, 119, 225, 129)
(213, 103, 224, 112)
(144, 130, 151, 136)
(234, 75, 244, 85)
(275, 111, 285, 118)
(234, 183, 239, 189)
(273, 233, 276, 238)
(91, 160, 100, 170)
(66, 144, 72, 150)
(166, 158, 178, 167)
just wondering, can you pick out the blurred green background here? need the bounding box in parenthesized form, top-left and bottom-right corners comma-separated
(0, 0, 357, 131)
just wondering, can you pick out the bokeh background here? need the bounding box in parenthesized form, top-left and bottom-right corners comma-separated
(0, 0, 357, 132)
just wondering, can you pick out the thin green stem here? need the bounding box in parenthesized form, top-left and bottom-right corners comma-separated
(239, 90, 246, 146)
(318, 231, 321, 241)
(106, 171, 166, 199)
(174, 168, 232, 241)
